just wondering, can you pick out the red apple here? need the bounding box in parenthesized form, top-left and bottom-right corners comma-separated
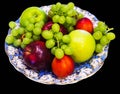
(75, 17, 93, 33)
(52, 55, 74, 78)
(23, 40, 54, 71)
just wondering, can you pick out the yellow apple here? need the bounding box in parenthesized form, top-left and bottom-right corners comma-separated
(69, 30, 96, 63)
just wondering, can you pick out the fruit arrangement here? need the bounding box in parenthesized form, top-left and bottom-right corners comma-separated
(5, 2, 116, 84)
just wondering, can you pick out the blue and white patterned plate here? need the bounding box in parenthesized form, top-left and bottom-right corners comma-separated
(4, 5, 109, 85)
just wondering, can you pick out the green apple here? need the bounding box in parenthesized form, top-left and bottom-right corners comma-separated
(69, 30, 96, 63)
(20, 7, 47, 27)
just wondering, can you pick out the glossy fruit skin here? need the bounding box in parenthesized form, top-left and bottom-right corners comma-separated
(52, 55, 74, 78)
(75, 17, 93, 33)
(20, 7, 47, 27)
(42, 21, 53, 30)
(69, 30, 96, 63)
(23, 40, 53, 71)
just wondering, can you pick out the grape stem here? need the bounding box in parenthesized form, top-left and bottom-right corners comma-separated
(56, 38, 60, 48)
(21, 34, 25, 41)
(106, 27, 114, 33)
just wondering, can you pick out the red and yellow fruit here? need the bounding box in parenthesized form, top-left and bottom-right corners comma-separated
(52, 55, 74, 78)
(75, 17, 93, 33)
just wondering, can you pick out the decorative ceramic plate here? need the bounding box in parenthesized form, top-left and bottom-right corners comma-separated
(5, 5, 109, 85)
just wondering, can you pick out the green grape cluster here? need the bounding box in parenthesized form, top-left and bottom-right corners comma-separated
(5, 2, 116, 60)
(5, 20, 45, 48)
(48, 2, 84, 32)
(41, 23, 72, 59)
(93, 21, 116, 53)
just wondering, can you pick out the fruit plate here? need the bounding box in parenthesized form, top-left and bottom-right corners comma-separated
(5, 5, 109, 85)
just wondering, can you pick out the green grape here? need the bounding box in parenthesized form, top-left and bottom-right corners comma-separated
(94, 26, 100, 32)
(35, 20, 45, 28)
(48, 10, 54, 17)
(52, 15, 60, 23)
(99, 26, 107, 34)
(22, 38, 31, 45)
(58, 16, 65, 24)
(42, 30, 53, 40)
(39, 20, 45, 28)
(35, 22, 41, 28)
(64, 46, 73, 55)
(56, 2, 62, 10)
(61, 44, 67, 50)
(20, 42, 26, 49)
(51, 4, 57, 12)
(29, 17, 35, 24)
(18, 27, 25, 35)
(98, 21, 106, 27)
(72, 18, 77, 26)
(62, 35, 71, 43)
(67, 9, 73, 16)
(26, 23, 34, 31)
(100, 36, 109, 46)
(106, 32, 116, 40)
(60, 5, 69, 13)
(67, 9, 77, 17)
(54, 32, 63, 41)
(45, 39, 55, 49)
(93, 31, 103, 40)
(95, 43, 103, 53)
(5, 35, 14, 44)
(52, 23, 60, 33)
(25, 32, 32, 38)
(98, 21, 107, 33)
(9, 21, 16, 29)
(11, 29, 19, 37)
(77, 13, 84, 19)
(32, 35, 40, 41)
(51, 46, 57, 55)
(55, 48, 64, 59)
(54, 6, 59, 12)
(21, 19, 29, 27)
(66, 16, 73, 24)
(13, 39, 21, 47)
(67, 2, 74, 9)
(67, 26, 74, 32)
(33, 27, 41, 35)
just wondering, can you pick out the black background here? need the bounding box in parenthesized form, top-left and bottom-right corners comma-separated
(0, 0, 119, 93)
